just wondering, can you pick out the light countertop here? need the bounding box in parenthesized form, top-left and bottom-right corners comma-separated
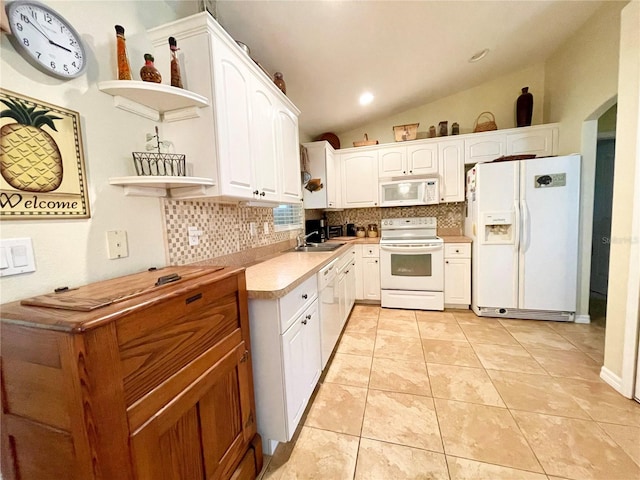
(244, 235, 472, 299)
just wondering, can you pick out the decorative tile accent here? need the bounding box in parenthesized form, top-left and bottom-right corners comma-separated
(325, 203, 465, 235)
(162, 199, 301, 265)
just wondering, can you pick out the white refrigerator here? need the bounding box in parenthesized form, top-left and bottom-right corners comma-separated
(465, 154, 581, 321)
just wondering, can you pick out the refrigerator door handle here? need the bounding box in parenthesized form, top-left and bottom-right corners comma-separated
(520, 198, 529, 252)
(513, 201, 520, 252)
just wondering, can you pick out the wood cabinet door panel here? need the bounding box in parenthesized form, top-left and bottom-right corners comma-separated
(3, 414, 74, 480)
(117, 278, 242, 406)
(131, 342, 253, 480)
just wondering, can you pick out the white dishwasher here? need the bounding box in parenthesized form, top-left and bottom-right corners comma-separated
(318, 259, 339, 369)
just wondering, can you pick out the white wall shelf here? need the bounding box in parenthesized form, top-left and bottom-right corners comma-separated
(98, 81, 209, 122)
(109, 176, 215, 197)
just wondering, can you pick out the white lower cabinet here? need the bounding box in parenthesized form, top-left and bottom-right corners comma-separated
(444, 243, 471, 308)
(281, 301, 321, 436)
(359, 245, 381, 301)
(336, 247, 357, 325)
(248, 276, 321, 455)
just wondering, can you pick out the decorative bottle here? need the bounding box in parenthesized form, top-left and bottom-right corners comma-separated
(516, 87, 533, 127)
(169, 37, 183, 88)
(140, 54, 162, 83)
(115, 25, 131, 80)
(273, 72, 286, 95)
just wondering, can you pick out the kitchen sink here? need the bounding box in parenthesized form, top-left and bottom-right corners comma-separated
(289, 243, 345, 252)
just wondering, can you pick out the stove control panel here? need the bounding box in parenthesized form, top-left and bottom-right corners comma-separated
(381, 217, 437, 229)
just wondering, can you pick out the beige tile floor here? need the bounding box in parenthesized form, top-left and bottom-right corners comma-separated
(260, 306, 640, 480)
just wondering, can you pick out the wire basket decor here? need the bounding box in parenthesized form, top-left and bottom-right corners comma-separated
(132, 152, 186, 176)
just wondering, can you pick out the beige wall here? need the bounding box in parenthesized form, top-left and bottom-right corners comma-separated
(338, 64, 545, 147)
(542, 1, 625, 325)
(605, 0, 639, 380)
(0, 1, 198, 304)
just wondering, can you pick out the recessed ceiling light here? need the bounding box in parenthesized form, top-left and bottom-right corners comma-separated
(469, 48, 490, 63)
(359, 92, 374, 106)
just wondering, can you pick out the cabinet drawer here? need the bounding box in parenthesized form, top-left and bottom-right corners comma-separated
(444, 243, 471, 258)
(116, 275, 242, 406)
(279, 275, 317, 333)
(361, 244, 379, 258)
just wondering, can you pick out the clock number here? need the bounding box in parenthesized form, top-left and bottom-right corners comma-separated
(30, 9, 37, 20)
(50, 61, 56, 69)
(36, 51, 42, 59)
(74, 52, 80, 59)
(20, 13, 29, 23)
(70, 39, 77, 46)
(16, 23, 23, 32)
(22, 37, 30, 47)
(63, 64, 69, 72)
(71, 61, 77, 68)
(44, 12, 52, 24)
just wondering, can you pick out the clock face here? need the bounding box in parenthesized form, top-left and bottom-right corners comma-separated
(6, 0, 87, 79)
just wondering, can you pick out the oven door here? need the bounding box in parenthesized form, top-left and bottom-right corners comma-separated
(379, 243, 444, 291)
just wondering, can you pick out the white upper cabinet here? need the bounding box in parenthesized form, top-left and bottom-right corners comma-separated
(506, 127, 557, 157)
(147, 13, 301, 202)
(340, 150, 379, 208)
(213, 36, 255, 199)
(464, 124, 558, 164)
(277, 105, 302, 202)
(378, 143, 437, 178)
(251, 83, 279, 202)
(438, 140, 464, 203)
(302, 141, 340, 209)
(465, 134, 507, 164)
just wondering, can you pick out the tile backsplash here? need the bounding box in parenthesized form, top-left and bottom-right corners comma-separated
(322, 203, 465, 234)
(163, 199, 301, 265)
(162, 199, 465, 265)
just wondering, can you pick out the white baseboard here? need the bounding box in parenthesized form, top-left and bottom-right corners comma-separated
(600, 366, 629, 397)
(575, 314, 591, 324)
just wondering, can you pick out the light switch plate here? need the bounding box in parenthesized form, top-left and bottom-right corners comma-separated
(0, 238, 36, 276)
(106, 230, 128, 259)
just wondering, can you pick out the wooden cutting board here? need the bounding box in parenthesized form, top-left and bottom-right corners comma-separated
(20, 266, 223, 311)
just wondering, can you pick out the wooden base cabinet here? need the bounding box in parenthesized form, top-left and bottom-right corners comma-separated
(1, 266, 263, 480)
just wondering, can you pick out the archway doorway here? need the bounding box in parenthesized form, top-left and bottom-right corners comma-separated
(589, 104, 617, 328)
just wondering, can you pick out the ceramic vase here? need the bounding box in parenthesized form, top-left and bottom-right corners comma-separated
(140, 54, 162, 83)
(169, 37, 183, 88)
(517, 87, 533, 127)
(115, 25, 131, 80)
(273, 72, 286, 95)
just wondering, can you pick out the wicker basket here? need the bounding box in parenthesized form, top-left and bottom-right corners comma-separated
(353, 133, 379, 147)
(393, 123, 419, 142)
(473, 112, 498, 133)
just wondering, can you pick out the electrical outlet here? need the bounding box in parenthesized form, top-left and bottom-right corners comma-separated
(264, 222, 269, 234)
(188, 226, 202, 246)
(249, 222, 257, 236)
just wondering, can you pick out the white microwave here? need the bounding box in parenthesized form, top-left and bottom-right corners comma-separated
(379, 178, 439, 207)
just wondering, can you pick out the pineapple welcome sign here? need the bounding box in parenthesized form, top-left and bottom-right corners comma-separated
(0, 89, 90, 219)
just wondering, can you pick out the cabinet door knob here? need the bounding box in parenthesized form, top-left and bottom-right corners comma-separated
(260, 191, 266, 196)
(301, 319, 308, 325)
(403, 170, 406, 174)
(306, 314, 312, 320)
(253, 190, 259, 195)
(446, 260, 449, 264)
(375, 260, 378, 263)
(455, 249, 460, 253)
(409, 170, 413, 174)
(302, 293, 308, 299)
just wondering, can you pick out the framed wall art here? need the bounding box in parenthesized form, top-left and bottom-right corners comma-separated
(0, 89, 90, 219)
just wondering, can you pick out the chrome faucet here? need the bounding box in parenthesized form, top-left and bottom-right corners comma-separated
(297, 231, 318, 248)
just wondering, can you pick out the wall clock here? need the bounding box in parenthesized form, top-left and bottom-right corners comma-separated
(5, 0, 87, 79)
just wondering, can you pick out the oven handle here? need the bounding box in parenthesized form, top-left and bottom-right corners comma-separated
(380, 244, 443, 254)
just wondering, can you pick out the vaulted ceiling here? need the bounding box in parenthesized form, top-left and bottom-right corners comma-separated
(213, 0, 605, 138)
